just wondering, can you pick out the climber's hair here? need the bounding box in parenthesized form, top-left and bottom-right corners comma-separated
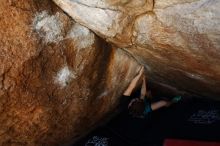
(128, 98, 145, 117)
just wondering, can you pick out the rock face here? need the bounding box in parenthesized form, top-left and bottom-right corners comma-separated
(53, 0, 220, 99)
(0, 0, 140, 145)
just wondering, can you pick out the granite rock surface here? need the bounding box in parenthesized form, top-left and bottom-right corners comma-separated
(0, 0, 139, 145)
(53, 0, 220, 98)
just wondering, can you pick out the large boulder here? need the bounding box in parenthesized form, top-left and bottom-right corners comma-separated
(0, 0, 139, 145)
(53, 0, 220, 99)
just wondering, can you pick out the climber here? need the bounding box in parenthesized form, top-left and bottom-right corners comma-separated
(123, 66, 181, 118)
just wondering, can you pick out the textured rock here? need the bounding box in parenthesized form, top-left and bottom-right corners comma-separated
(0, 0, 140, 145)
(1, 0, 220, 145)
(53, 0, 220, 99)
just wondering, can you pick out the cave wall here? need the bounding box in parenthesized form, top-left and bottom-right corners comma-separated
(53, 0, 220, 99)
(0, 0, 140, 145)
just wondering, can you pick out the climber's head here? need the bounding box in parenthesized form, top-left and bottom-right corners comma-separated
(128, 98, 145, 117)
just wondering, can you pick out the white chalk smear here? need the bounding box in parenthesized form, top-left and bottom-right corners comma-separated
(32, 11, 64, 43)
(67, 23, 95, 49)
(185, 72, 206, 81)
(55, 66, 76, 88)
(97, 91, 108, 99)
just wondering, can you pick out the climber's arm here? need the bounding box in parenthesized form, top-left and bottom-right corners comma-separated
(140, 76, 147, 100)
(123, 66, 144, 96)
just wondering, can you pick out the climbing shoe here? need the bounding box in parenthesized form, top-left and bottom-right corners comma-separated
(171, 96, 182, 103)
